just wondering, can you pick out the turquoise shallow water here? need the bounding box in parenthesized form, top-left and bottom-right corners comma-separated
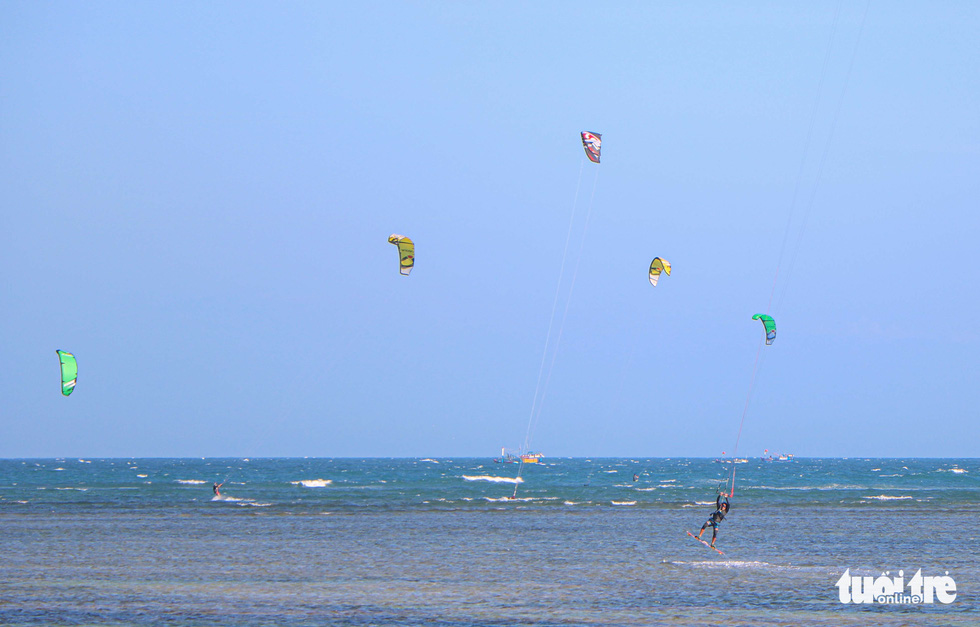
(1, 458, 978, 625)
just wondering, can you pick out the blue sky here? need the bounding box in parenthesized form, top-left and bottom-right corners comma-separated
(2, 2, 977, 458)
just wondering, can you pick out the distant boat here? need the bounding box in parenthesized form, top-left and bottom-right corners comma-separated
(494, 448, 543, 464)
(761, 450, 795, 462)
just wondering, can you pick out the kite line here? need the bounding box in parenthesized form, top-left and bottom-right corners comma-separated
(728, 0, 869, 496)
(513, 133, 602, 497)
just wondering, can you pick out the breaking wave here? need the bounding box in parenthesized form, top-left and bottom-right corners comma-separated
(291, 479, 332, 488)
(463, 475, 523, 484)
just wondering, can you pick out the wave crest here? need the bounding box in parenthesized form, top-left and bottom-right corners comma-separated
(462, 475, 523, 484)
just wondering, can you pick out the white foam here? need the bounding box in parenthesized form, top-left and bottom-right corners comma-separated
(483, 496, 534, 502)
(136, 474, 148, 478)
(211, 495, 271, 507)
(951, 468, 968, 474)
(462, 475, 523, 484)
(420, 458, 439, 463)
(54, 487, 87, 491)
(862, 495, 913, 500)
(291, 479, 332, 488)
(611, 500, 636, 506)
(636, 487, 657, 492)
(670, 560, 788, 570)
(177, 479, 207, 485)
(564, 501, 579, 506)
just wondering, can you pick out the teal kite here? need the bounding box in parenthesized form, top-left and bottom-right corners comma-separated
(752, 314, 776, 345)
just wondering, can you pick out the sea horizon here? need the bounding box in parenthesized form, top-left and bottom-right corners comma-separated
(5, 455, 977, 459)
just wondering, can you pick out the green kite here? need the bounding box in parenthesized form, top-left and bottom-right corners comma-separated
(752, 314, 776, 345)
(56, 350, 77, 396)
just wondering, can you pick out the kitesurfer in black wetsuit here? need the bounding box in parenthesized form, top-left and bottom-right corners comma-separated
(212, 482, 223, 497)
(695, 491, 730, 548)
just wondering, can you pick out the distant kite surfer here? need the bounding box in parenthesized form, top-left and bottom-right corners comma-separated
(695, 491, 731, 548)
(212, 482, 223, 497)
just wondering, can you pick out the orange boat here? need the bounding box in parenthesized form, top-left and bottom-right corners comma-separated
(494, 448, 544, 464)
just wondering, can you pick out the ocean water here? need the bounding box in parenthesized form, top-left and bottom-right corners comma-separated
(1, 457, 977, 626)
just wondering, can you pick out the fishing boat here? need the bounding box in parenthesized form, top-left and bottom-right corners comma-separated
(494, 448, 519, 464)
(761, 449, 795, 462)
(494, 448, 543, 464)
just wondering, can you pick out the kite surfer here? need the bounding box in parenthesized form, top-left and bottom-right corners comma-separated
(695, 491, 731, 548)
(212, 482, 223, 497)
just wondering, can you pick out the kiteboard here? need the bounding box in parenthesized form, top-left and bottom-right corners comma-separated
(687, 531, 724, 555)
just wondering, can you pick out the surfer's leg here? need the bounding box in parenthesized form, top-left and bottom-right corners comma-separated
(696, 521, 708, 539)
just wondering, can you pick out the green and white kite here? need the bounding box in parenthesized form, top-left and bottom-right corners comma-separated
(56, 350, 77, 396)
